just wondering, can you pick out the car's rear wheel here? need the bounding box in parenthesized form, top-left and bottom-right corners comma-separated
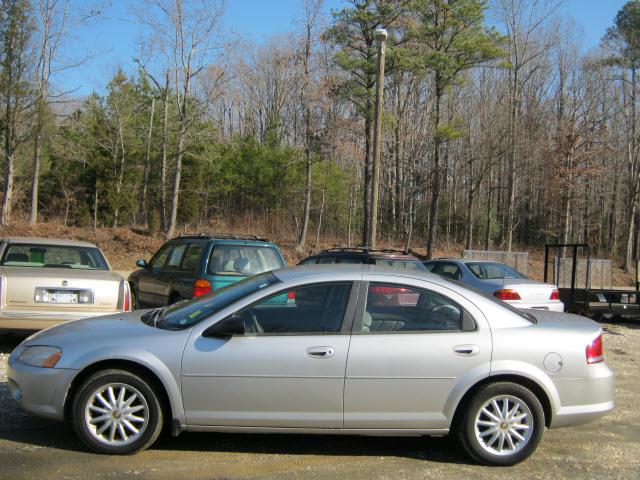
(72, 369, 163, 454)
(456, 382, 544, 466)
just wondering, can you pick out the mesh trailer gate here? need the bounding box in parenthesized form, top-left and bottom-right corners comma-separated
(544, 243, 640, 320)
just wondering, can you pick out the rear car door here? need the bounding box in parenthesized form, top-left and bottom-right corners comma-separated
(343, 276, 492, 430)
(181, 281, 357, 428)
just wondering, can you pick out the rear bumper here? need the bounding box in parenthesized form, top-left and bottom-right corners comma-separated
(550, 363, 615, 428)
(7, 358, 77, 421)
(0, 309, 121, 331)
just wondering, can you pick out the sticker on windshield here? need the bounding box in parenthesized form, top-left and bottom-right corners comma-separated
(189, 310, 202, 319)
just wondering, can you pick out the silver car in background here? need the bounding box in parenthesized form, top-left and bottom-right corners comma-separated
(8, 266, 612, 465)
(424, 259, 564, 312)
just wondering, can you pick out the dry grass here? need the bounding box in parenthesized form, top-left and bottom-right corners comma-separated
(0, 219, 636, 287)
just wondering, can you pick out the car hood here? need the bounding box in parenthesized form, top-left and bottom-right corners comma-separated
(19, 310, 153, 347)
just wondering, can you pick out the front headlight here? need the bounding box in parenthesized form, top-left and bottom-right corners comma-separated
(18, 346, 62, 368)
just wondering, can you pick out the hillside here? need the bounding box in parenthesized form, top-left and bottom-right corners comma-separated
(1, 220, 636, 288)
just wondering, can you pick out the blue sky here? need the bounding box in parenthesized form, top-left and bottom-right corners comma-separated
(61, 0, 629, 96)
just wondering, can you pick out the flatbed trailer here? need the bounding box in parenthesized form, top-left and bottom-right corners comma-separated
(544, 244, 640, 320)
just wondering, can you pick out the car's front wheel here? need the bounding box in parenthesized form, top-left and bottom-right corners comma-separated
(72, 369, 163, 454)
(456, 382, 545, 466)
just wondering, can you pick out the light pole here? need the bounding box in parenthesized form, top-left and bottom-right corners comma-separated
(368, 28, 387, 248)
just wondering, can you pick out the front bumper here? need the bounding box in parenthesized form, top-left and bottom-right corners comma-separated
(550, 362, 615, 428)
(7, 357, 78, 421)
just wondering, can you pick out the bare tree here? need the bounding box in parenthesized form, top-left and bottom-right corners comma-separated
(141, 0, 225, 238)
(296, 0, 323, 251)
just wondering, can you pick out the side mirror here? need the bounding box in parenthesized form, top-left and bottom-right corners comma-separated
(203, 314, 245, 338)
(136, 259, 148, 269)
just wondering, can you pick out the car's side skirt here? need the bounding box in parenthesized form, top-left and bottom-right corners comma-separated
(184, 425, 449, 436)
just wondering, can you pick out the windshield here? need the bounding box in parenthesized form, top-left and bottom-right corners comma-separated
(208, 245, 284, 276)
(373, 258, 427, 271)
(1, 244, 109, 270)
(466, 262, 526, 280)
(150, 271, 281, 330)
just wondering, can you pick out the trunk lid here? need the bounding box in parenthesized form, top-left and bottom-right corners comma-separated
(525, 309, 601, 336)
(0, 266, 122, 310)
(501, 279, 556, 302)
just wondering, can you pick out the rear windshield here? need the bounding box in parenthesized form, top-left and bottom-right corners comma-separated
(1, 244, 109, 270)
(372, 258, 427, 270)
(152, 271, 281, 330)
(467, 262, 526, 280)
(208, 245, 284, 275)
(445, 278, 536, 324)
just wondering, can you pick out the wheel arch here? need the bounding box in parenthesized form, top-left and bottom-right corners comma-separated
(63, 359, 175, 429)
(451, 374, 554, 429)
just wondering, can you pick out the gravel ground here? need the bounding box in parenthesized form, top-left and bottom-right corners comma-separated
(0, 323, 639, 480)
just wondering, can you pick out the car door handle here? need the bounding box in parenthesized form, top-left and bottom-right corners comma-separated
(306, 346, 335, 359)
(453, 344, 479, 356)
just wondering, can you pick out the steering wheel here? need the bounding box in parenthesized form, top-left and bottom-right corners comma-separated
(240, 310, 263, 334)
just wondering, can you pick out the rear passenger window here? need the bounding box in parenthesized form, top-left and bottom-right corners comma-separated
(235, 283, 352, 334)
(358, 283, 467, 333)
(431, 262, 462, 280)
(181, 243, 204, 272)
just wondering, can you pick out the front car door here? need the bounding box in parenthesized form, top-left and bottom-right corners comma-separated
(181, 279, 358, 428)
(136, 244, 172, 307)
(344, 274, 492, 430)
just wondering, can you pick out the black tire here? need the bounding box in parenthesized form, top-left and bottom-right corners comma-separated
(455, 382, 545, 466)
(72, 369, 164, 455)
(168, 293, 182, 305)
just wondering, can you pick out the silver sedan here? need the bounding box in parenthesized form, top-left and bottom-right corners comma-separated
(7, 266, 613, 465)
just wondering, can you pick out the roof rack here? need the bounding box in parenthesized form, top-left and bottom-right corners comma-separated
(322, 245, 409, 255)
(177, 232, 270, 242)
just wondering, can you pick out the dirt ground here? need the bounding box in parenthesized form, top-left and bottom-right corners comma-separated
(0, 321, 639, 480)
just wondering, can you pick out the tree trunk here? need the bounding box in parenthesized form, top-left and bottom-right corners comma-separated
(296, 19, 313, 251)
(2, 152, 15, 226)
(426, 84, 443, 259)
(362, 100, 372, 245)
(505, 70, 520, 252)
(314, 188, 325, 248)
(167, 125, 185, 238)
(140, 96, 156, 226)
(160, 72, 169, 231)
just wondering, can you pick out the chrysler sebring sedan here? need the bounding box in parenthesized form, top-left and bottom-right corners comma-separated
(8, 266, 613, 465)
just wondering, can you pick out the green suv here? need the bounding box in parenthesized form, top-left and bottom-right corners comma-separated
(128, 234, 287, 308)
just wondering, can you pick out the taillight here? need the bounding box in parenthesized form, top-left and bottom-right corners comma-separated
(192, 279, 212, 297)
(493, 289, 521, 301)
(124, 283, 131, 312)
(586, 334, 604, 364)
(550, 289, 560, 300)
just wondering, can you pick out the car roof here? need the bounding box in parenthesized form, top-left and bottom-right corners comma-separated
(2, 236, 98, 248)
(273, 264, 444, 283)
(313, 247, 420, 260)
(173, 233, 277, 246)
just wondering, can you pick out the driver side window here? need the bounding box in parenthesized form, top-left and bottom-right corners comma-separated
(359, 283, 470, 333)
(234, 282, 352, 335)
